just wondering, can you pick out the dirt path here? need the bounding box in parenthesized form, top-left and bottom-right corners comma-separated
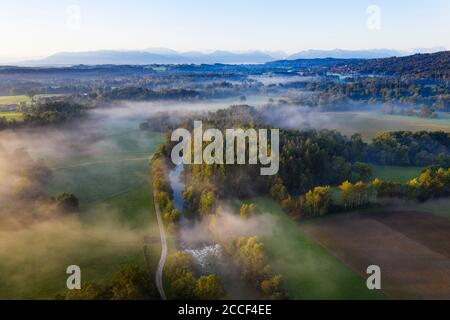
(153, 189, 168, 300)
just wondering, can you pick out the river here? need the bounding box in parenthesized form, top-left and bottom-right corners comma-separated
(168, 164, 228, 275)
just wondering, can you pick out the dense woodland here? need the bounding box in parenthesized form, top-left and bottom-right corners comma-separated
(159, 105, 450, 196)
(271, 78, 449, 111)
(153, 105, 450, 225)
(103, 87, 201, 101)
(344, 51, 450, 81)
(152, 103, 450, 299)
(1, 51, 448, 133)
(291, 166, 450, 219)
(0, 100, 88, 129)
(21, 100, 87, 125)
(366, 131, 450, 166)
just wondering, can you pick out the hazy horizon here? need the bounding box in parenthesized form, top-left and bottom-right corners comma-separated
(1, 0, 449, 63)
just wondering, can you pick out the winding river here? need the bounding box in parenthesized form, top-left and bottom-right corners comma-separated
(168, 165, 227, 275)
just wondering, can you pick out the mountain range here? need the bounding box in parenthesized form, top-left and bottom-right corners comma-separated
(16, 47, 447, 66)
(286, 48, 446, 59)
(23, 49, 277, 66)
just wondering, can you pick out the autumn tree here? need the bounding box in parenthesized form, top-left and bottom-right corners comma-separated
(62, 282, 111, 300)
(165, 251, 227, 300)
(235, 237, 270, 285)
(168, 271, 197, 300)
(56, 193, 79, 213)
(194, 275, 226, 300)
(353, 181, 371, 207)
(110, 266, 155, 300)
(270, 177, 288, 202)
(340, 180, 355, 208)
(240, 203, 257, 219)
(260, 274, 285, 300)
(304, 186, 333, 216)
(199, 189, 216, 216)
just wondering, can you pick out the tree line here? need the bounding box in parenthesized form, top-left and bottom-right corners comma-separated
(56, 265, 158, 300)
(277, 166, 450, 220)
(156, 106, 450, 218)
(221, 235, 286, 300)
(366, 131, 450, 167)
(151, 152, 180, 231)
(271, 75, 448, 112)
(0, 100, 87, 130)
(156, 106, 450, 222)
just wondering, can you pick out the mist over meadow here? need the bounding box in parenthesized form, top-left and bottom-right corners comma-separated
(0, 98, 261, 298)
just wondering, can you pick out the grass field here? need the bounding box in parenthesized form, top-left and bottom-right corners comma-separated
(0, 95, 31, 105)
(0, 123, 167, 299)
(0, 111, 23, 121)
(308, 111, 450, 141)
(0, 94, 69, 106)
(236, 197, 384, 300)
(371, 165, 424, 183)
(50, 129, 166, 287)
(0, 184, 160, 299)
(35, 93, 68, 99)
(46, 129, 164, 205)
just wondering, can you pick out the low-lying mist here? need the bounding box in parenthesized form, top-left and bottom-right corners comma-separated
(0, 98, 254, 298)
(179, 206, 275, 249)
(0, 210, 149, 299)
(260, 103, 380, 132)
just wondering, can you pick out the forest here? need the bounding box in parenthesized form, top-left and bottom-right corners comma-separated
(153, 105, 450, 222)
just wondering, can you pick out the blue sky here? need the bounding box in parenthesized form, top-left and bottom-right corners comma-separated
(0, 0, 448, 60)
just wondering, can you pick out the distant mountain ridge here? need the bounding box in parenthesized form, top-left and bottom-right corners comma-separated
(15, 47, 447, 66)
(25, 49, 279, 66)
(287, 48, 446, 60)
(1, 51, 448, 81)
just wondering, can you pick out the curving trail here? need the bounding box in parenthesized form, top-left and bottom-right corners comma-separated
(153, 189, 168, 300)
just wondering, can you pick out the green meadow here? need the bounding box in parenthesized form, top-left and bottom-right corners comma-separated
(0, 127, 167, 299)
(0, 111, 23, 121)
(0, 95, 31, 105)
(315, 111, 450, 141)
(233, 197, 384, 300)
(0, 94, 68, 106)
(371, 165, 425, 183)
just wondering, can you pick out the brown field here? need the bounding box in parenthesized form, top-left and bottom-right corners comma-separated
(304, 211, 450, 300)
